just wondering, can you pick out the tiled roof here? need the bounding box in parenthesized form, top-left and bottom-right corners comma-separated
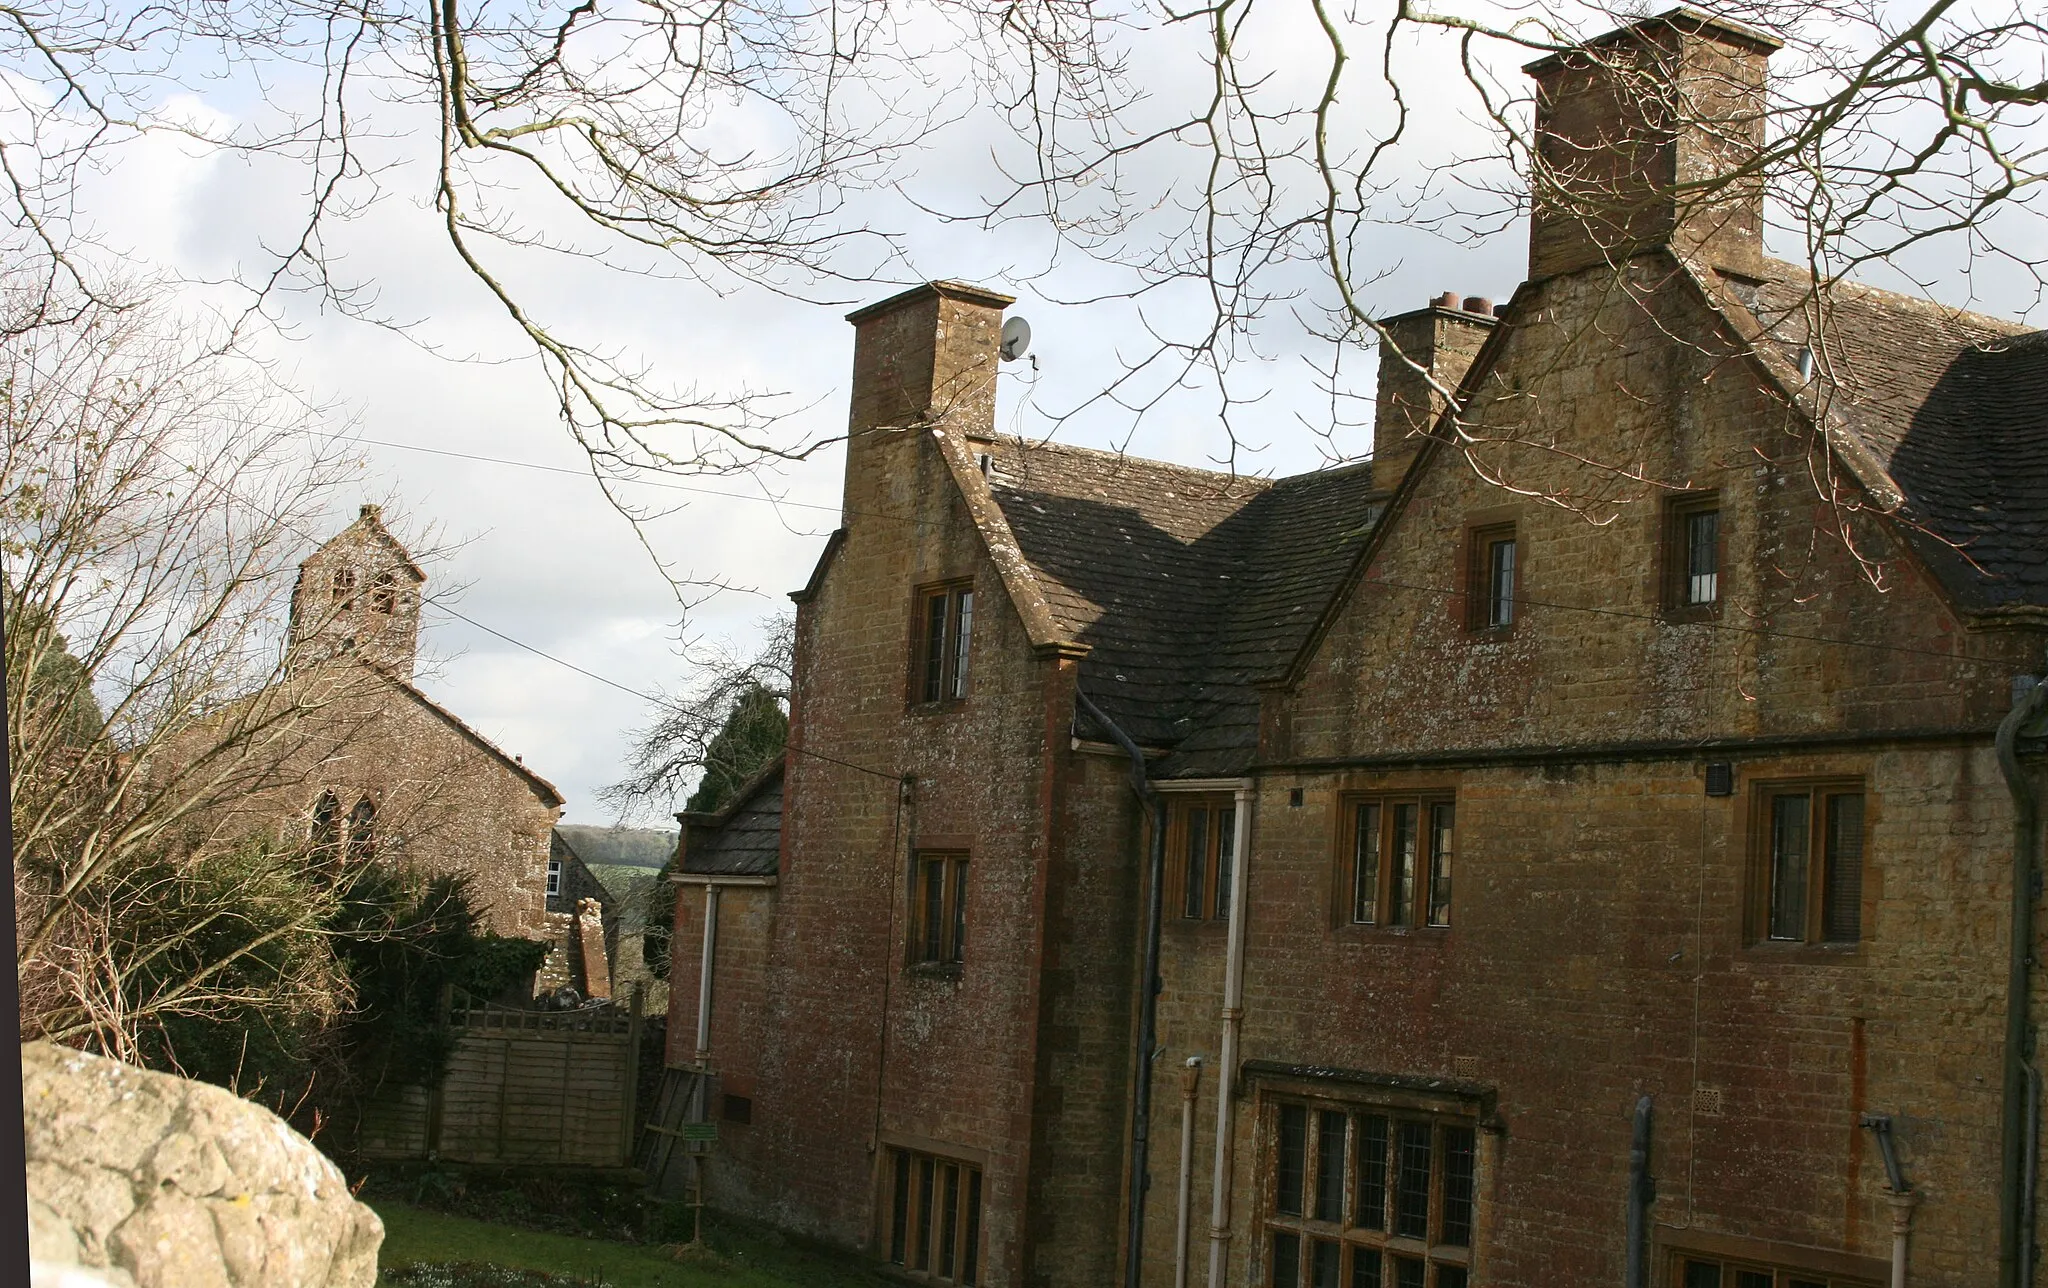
(679, 761, 783, 877)
(981, 437, 1383, 772)
(1747, 266, 2048, 613)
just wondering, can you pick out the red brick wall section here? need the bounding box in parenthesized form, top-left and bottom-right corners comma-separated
(663, 283, 1143, 1286)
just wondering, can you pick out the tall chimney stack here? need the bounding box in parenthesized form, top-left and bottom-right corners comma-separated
(1372, 297, 1498, 492)
(841, 281, 1014, 519)
(1524, 8, 1779, 282)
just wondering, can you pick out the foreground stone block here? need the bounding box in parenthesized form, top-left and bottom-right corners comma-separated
(22, 1041, 383, 1288)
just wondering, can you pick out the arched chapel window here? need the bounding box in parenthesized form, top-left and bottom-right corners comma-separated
(346, 796, 376, 863)
(309, 790, 340, 861)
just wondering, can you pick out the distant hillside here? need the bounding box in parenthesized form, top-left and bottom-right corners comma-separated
(554, 824, 677, 871)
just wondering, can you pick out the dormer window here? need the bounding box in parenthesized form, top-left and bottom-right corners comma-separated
(915, 581, 974, 704)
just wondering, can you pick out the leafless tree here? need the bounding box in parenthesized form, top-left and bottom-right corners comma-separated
(0, 0, 1127, 563)
(1, 264, 379, 1055)
(975, 1, 2047, 499)
(3, 2, 2040, 580)
(604, 611, 793, 820)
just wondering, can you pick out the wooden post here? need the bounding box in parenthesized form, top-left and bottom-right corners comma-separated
(493, 1037, 511, 1161)
(622, 984, 644, 1168)
(424, 983, 453, 1159)
(558, 1035, 574, 1165)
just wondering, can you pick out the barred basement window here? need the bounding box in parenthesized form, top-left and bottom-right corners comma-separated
(886, 1147, 982, 1285)
(912, 852, 970, 965)
(915, 581, 975, 704)
(1675, 1254, 1877, 1288)
(1172, 797, 1237, 922)
(1752, 781, 1865, 946)
(1345, 795, 1455, 929)
(1266, 1099, 1476, 1288)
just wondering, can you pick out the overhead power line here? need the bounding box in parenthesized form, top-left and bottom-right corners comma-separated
(316, 429, 929, 529)
(430, 599, 903, 783)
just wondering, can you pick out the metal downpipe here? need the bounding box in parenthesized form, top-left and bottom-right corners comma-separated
(1206, 786, 1254, 1288)
(1862, 1113, 1915, 1288)
(695, 884, 720, 1062)
(1625, 1095, 1654, 1288)
(1079, 690, 1168, 1288)
(1999, 668, 2048, 1288)
(1177, 1057, 1203, 1288)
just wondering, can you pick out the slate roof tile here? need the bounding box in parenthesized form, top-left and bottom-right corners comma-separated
(1749, 266, 2048, 613)
(679, 762, 783, 877)
(982, 436, 1383, 772)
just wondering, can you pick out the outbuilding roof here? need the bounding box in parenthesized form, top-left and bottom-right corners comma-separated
(677, 761, 783, 878)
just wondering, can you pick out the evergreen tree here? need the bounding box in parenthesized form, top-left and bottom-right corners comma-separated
(644, 682, 786, 979)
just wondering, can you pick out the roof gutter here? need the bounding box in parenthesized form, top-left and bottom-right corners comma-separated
(1998, 663, 2048, 1288)
(1079, 689, 1167, 1288)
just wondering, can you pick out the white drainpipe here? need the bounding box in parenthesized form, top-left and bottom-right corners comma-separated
(695, 883, 720, 1062)
(1176, 1056, 1203, 1288)
(1206, 784, 1255, 1288)
(1887, 1191, 1916, 1288)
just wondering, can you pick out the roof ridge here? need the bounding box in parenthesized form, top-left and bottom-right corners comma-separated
(1757, 258, 2036, 341)
(383, 670, 566, 808)
(989, 434, 1277, 491)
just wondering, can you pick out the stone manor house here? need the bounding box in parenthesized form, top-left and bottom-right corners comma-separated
(664, 9, 2048, 1287)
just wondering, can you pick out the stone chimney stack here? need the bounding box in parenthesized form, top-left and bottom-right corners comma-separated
(1373, 295, 1499, 492)
(1524, 7, 1779, 282)
(842, 281, 1014, 518)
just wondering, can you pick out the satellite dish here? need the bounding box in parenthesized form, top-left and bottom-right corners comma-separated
(1000, 315, 1032, 362)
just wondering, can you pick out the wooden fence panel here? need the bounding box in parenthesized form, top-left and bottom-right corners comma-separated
(355, 992, 642, 1169)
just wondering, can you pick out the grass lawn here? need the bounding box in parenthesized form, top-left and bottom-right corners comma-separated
(373, 1199, 895, 1288)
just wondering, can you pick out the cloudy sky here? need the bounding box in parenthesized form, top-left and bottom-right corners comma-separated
(58, 3, 2045, 823)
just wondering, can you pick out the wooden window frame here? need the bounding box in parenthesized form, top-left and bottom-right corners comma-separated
(546, 857, 563, 898)
(1668, 1249, 1879, 1288)
(1663, 492, 1724, 618)
(884, 1146, 984, 1285)
(1464, 524, 1518, 632)
(1748, 779, 1866, 949)
(1260, 1094, 1478, 1288)
(1659, 1227, 1887, 1287)
(910, 851, 970, 967)
(912, 581, 975, 706)
(1170, 796, 1238, 924)
(1341, 794, 1456, 932)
